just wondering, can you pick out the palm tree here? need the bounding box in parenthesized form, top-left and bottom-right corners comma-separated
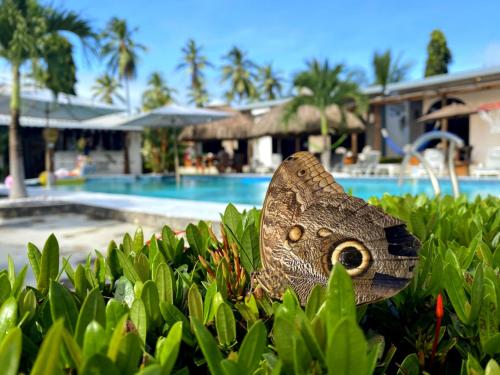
(141, 72, 176, 173)
(221, 47, 258, 103)
(100, 18, 146, 113)
(92, 74, 125, 104)
(371, 50, 412, 150)
(0, 0, 94, 198)
(258, 64, 284, 100)
(284, 59, 367, 169)
(141, 72, 176, 111)
(177, 39, 210, 107)
(372, 50, 412, 90)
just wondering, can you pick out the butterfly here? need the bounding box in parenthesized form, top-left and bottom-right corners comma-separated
(252, 151, 420, 305)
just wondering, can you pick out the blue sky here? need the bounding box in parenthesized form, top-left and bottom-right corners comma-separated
(49, 1, 500, 109)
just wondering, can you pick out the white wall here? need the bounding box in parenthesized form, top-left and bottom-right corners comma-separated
(250, 136, 273, 170)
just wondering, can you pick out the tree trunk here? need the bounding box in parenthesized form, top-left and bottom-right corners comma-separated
(320, 111, 331, 170)
(123, 132, 130, 174)
(351, 133, 358, 162)
(9, 64, 27, 199)
(373, 104, 382, 151)
(124, 77, 131, 114)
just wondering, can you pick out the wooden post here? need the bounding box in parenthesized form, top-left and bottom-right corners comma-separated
(351, 132, 358, 162)
(295, 136, 300, 152)
(123, 132, 130, 174)
(441, 96, 448, 153)
(373, 105, 382, 151)
(173, 128, 180, 184)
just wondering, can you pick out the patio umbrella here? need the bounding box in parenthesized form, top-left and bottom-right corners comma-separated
(119, 104, 230, 183)
(178, 111, 253, 141)
(250, 104, 365, 138)
(417, 103, 478, 123)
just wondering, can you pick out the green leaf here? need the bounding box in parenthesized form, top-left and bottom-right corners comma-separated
(223, 204, 243, 243)
(62, 328, 83, 369)
(327, 318, 368, 375)
(11, 266, 26, 299)
(74, 264, 89, 300)
(81, 353, 120, 375)
(115, 276, 135, 308)
(239, 225, 260, 274)
(19, 289, 36, 324)
(31, 319, 64, 375)
(123, 233, 133, 255)
(485, 359, 500, 375)
(0, 297, 17, 344)
(107, 245, 122, 281)
(0, 327, 22, 375)
(38, 234, 60, 291)
(0, 274, 11, 305)
(238, 320, 267, 373)
(133, 227, 145, 253)
(130, 299, 147, 344)
(134, 252, 150, 282)
(161, 226, 177, 261)
(83, 321, 107, 358)
(154, 262, 174, 305)
(305, 285, 325, 320)
(203, 282, 217, 324)
(141, 280, 161, 328)
(324, 263, 356, 334)
(117, 250, 141, 284)
(186, 223, 207, 257)
(75, 288, 106, 346)
(188, 283, 203, 327)
(444, 263, 470, 324)
(397, 353, 420, 375)
(27, 242, 42, 283)
(191, 318, 224, 375)
(469, 264, 484, 324)
(49, 280, 79, 334)
(107, 315, 128, 361)
(215, 303, 236, 347)
(115, 333, 143, 375)
(160, 302, 194, 346)
(106, 299, 129, 334)
(156, 321, 183, 374)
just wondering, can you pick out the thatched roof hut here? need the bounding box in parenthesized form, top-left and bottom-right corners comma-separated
(250, 104, 365, 138)
(178, 111, 253, 141)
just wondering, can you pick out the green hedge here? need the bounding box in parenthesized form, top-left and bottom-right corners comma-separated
(0, 194, 498, 374)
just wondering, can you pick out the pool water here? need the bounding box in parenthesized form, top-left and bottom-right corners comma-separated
(58, 175, 500, 206)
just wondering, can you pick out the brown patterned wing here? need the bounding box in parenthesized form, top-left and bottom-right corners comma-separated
(254, 151, 420, 305)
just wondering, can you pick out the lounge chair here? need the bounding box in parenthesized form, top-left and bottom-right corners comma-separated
(472, 147, 500, 177)
(346, 149, 381, 176)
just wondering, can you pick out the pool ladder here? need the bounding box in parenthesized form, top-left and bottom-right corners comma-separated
(398, 131, 465, 198)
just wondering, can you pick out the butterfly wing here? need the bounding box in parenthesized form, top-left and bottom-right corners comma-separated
(256, 151, 420, 305)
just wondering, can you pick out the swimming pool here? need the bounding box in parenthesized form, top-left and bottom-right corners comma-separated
(58, 175, 500, 206)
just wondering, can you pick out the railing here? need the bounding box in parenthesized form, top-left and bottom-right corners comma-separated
(398, 131, 465, 198)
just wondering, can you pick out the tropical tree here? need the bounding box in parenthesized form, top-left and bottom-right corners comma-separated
(0, 0, 94, 198)
(100, 17, 146, 113)
(425, 29, 452, 77)
(372, 49, 412, 89)
(284, 59, 367, 169)
(91, 74, 124, 104)
(258, 64, 284, 100)
(177, 39, 210, 107)
(371, 49, 412, 151)
(141, 72, 176, 173)
(221, 46, 258, 103)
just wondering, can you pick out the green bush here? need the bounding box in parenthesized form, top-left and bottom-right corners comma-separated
(0, 195, 498, 374)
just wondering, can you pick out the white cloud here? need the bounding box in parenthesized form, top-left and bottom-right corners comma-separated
(484, 42, 500, 67)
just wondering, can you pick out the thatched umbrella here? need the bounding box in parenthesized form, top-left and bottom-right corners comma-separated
(178, 112, 253, 141)
(417, 103, 478, 123)
(250, 104, 365, 138)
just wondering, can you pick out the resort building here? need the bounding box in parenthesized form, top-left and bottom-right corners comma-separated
(0, 88, 143, 178)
